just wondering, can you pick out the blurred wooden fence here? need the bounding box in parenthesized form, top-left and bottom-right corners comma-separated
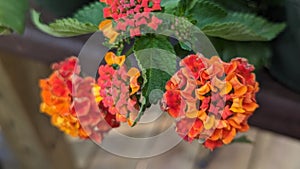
(0, 53, 76, 169)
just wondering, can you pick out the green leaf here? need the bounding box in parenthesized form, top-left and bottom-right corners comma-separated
(132, 68, 172, 125)
(73, 1, 106, 25)
(31, 10, 98, 37)
(161, 0, 180, 14)
(201, 13, 286, 41)
(0, 0, 28, 34)
(161, 0, 180, 7)
(211, 0, 258, 13)
(187, 0, 228, 28)
(211, 0, 285, 14)
(179, 41, 192, 51)
(175, 0, 201, 16)
(187, 0, 286, 41)
(142, 68, 172, 104)
(134, 35, 175, 53)
(210, 37, 272, 69)
(232, 135, 253, 144)
(132, 35, 176, 124)
(134, 35, 176, 75)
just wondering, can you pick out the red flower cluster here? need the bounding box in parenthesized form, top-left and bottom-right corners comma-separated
(162, 54, 259, 150)
(100, 0, 163, 37)
(116, 12, 162, 37)
(97, 64, 141, 126)
(101, 0, 161, 20)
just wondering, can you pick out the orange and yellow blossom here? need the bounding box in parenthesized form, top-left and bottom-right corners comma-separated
(39, 57, 88, 138)
(39, 56, 121, 142)
(162, 54, 259, 150)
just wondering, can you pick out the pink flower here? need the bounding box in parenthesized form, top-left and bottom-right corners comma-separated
(130, 27, 141, 37)
(101, 0, 163, 38)
(148, 15, 162, 30)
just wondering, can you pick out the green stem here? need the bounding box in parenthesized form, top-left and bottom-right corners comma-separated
(116, 45, 124, 56)
(125, 45, 134, 56)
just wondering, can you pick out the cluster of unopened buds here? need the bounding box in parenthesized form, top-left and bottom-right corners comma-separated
(170, 17, 193, 42)
(39, 52, 141, 143)
(162, 54, 259, 150)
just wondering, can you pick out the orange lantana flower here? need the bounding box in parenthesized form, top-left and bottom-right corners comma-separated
(162, 54, 259, 150)
(40, 57, 88, 138)
(40, 57, 120, 142)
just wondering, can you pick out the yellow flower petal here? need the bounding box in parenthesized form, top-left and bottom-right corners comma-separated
(104, 52, 125, 66)
(127, 67, 140, 77)
(40, 103, 52, 115)
(220, 81, 232, 95)
(127, 68, 141, 95)
(99, 20, 112, 31)
(109, 33, 119, 44)
(115, 55, 125, 66)
(92, 84, 103, 103)
(186, 110, 199, 118)
(105, 52, 115, 65)
(198, 110, 207, 121)
(51, 115, 64, 126)
(204, 114, 216, 130)
(230, 98, 245, 113)
(185, 99, 198, 118)
(196, 82, 210, 97)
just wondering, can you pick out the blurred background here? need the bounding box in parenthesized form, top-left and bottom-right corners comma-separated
(0, 0, 299, 169)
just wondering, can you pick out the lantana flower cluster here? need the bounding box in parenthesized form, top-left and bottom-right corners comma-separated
(99, 0, 163, 40)
(162, 54, 259, 150)
(40, 53, 141, 142)
(40, 57, 88, 138)
(101, 0, 161, 20)
(97, 52, 141, 126)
